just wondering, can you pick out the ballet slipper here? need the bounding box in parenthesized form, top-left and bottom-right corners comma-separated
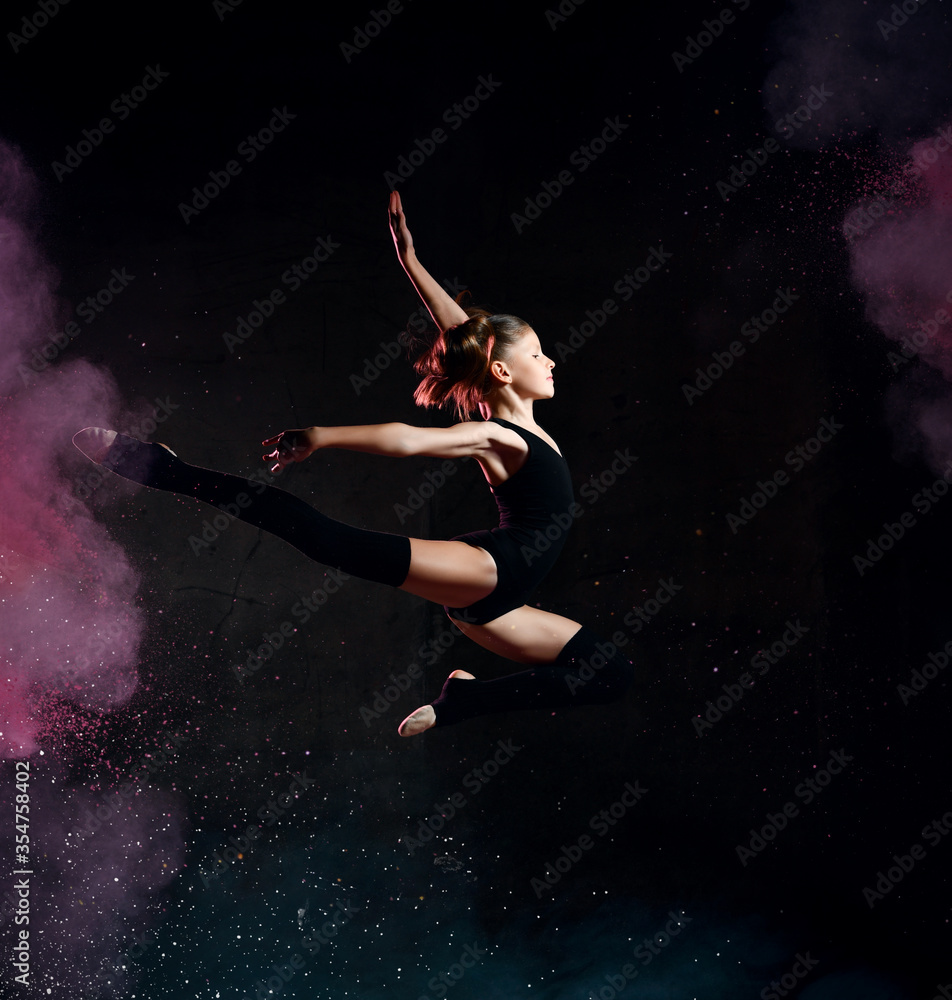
(397, 705, 436, 737)
(73, 427, 179, 488)
(72, 427, 120, 465)
(398, 669, 475, 737)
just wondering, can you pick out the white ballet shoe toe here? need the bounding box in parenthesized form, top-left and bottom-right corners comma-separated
(398, 705, 436, 737)
(72, 427, 118, 465)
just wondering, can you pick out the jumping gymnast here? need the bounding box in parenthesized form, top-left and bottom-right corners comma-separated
(73, 192, 633, 735)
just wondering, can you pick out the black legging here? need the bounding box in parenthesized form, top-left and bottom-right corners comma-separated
(112, 438, 634, 723)
(112, 438, 412, 586)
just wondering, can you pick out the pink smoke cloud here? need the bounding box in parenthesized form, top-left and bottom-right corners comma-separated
(847, 125, 952, 469)
(0, 140, 144, 753)
(0, 138, 186, 995)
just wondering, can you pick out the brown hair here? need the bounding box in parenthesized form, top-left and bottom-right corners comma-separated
(412, 309, 529, 420)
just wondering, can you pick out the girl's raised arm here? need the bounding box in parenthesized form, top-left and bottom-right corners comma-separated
(389, 191, 469, 334)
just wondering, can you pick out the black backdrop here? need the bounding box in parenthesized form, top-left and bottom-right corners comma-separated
(1, 0, 951, 996)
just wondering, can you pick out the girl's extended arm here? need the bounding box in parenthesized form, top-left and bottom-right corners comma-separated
(389, 191, 468, 333)
(262, 422, 500, 473)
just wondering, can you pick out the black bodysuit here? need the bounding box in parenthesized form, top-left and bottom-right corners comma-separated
(446, 417, 575, 625)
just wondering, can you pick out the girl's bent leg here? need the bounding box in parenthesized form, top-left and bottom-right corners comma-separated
(449, 605, 586, 664)
(398, 607, 634, 735)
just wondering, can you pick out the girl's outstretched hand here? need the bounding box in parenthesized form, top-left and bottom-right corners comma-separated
(262, 427, 321, 473)
(389, 190, 414, 259)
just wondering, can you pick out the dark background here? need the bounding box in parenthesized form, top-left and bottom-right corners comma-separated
(2, 0, 951, 996)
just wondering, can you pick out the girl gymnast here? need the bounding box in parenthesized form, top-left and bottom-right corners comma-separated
(73, 192, 633, 736)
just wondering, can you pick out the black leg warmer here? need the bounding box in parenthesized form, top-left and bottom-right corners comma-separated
(431, 626, 634, 727)
(104, 435, 411, 587)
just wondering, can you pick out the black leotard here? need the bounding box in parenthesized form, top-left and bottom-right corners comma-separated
(446, 417, 575, 625)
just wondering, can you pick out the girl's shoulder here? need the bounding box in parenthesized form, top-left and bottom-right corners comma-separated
(490, 417, 563, 459)
(459, 418, 530, 487)
(460, 418, 529, 459)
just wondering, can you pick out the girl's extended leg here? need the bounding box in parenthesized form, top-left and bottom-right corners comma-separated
(398, 605, 634, 735)
(74, 430, 498, 604)
(402, 539, 497, 608)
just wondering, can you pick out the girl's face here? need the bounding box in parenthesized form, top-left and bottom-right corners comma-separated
(498, 328, 556, 399)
